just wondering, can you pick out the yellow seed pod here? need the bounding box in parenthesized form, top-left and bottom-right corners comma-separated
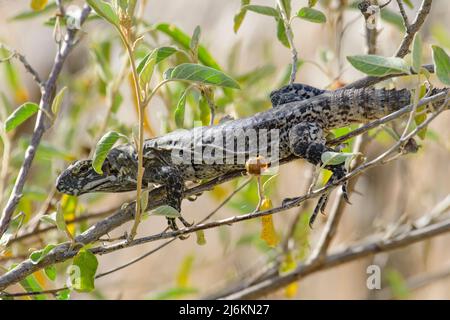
(260, 198, 279, 247)
(245, 156, 270, 176)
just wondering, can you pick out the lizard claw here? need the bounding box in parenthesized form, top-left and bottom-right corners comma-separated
(167, 218, 190, 240)
(309, 192, 329, 228)
(178, 216, 193, 228)
(342, 181, 352, 205)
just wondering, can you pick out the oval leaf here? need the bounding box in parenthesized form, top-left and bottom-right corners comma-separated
(151, 205, 181, 218)
(92, 131, 127, 174)
(412, 34, 423, 73)
(297, 7, 327, 23)
(86, 0, 119, 26)
(167, 63, 240, 89)
(137, 47, 178, 74)
(321, 151, 356, 166)
(242, 5, 280, 17)
(51, 86, 67, 115)
(4, 102, 39, 132)
(347, 55, 410, 77)
(432, 45, 450, 85)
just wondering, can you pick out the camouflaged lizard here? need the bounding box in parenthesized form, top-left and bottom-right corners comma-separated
(56, 84, 448, 230)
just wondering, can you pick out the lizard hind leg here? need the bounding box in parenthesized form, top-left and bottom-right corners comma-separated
(151, 165, 192, 239)
(288, 122, 350, 227)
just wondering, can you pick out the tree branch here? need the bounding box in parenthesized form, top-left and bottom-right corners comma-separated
(0, 5, 92, 238)
(219, 199, 450, 299)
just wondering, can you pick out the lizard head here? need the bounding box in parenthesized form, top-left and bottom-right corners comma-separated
(56, 145, 138, 196)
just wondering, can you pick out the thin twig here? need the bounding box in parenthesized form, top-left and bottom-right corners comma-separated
(396, 0, 410, 28)
(0, 44, 43, 86)
(395, 0, 432, 57)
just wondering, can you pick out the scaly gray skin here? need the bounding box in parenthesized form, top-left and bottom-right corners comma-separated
(56, 84, 448, 229)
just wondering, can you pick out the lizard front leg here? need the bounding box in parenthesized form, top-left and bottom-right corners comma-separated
(288, 122, 350, 227)
(146, 165, 192, 235)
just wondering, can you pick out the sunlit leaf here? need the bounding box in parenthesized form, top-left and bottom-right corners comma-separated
(29, 244, 56, 264)
(321, 151, 356, 166)
(71, 248, 98, 292)
(44, 265, 57, 281)
(166, 63, 240, 89)
(347, 55, 410, 77)
(19, 273, 47, 300)
(259, 198, 278, 247)
(4, 102, 39, 132)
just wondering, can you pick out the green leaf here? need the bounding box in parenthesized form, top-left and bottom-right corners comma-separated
(296, 7, 326, 23)
(412, 34, 422, 73)
(233, 0, 251, 33)
(155, 23, 221, 70)
(166, 63, 240, 89)
(276, 18, 290, 48)
(51, 86, 67, 115)
(19, 274, 46, 300)
(321, 151, 356, 166)
(347, 55, 410, 77)
(138, 53, 156, 88)
(308, 0, 318, 7)
(92, 131, 127, 174)
(151, 205, 181, 218)
(71, 248, 98, 292)
(137, 47, 177, 74)
(190, 25, 201, 53)
(431, 45, 450, 85)
(29, 244, 56, 264)
(242, 5, 280, 17)
(56, 289, 71, 300)
(86, 0, 119, 27)
(174, 89, 189, 128)
(4, 102, 39, 132)
(44, 265, 57, 281)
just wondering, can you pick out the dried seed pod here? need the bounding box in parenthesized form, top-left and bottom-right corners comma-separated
(245, 156, 270, 176)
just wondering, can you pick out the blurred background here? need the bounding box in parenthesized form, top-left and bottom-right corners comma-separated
(0, 0, 449, 299)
